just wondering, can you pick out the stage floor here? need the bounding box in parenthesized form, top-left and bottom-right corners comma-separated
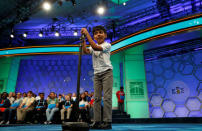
(0, 123, 202, 131)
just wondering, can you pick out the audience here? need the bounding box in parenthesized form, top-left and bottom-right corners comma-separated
(17, 91, 35, 123)
(0, 90, 95, 125)
(35, 93, 41, 101)
(71, 93, 77, 102)
(79, 93, 90, 122)
(61, 95, 73, 123)
(1, 92, 22, 124)
(0, 92, 11, 124)
(44, 92, 59, 124)
(7, 92, 15, 105)
(22, 92, 27, 98)
(34, 93, 47, 123)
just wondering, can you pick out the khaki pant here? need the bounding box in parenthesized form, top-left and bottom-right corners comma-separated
(60, 108, 72, 120)
(17, 107, 34, 121)
(93, 69, 113, 122)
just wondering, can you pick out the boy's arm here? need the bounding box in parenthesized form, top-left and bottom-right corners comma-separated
(81, 28, 103, 51)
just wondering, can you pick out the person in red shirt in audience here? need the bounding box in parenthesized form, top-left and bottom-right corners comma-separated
(116, 86, 125, 114)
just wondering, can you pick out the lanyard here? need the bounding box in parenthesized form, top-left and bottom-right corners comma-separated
(37, 100, 45, 106)
(50, 98, 56, 104)
(65, 101, 70, 106)
(0, 99, 5, 104)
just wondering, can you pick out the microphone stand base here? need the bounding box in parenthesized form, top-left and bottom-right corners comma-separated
(62, 122, 89, 131)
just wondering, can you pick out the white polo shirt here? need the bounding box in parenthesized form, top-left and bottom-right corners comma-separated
(88, 41, 113, 74)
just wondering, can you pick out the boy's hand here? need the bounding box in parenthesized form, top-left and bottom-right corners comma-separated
(81, 28, 88, 36)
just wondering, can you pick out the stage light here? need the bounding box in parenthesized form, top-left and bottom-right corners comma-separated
(123, 2, 126, 6)
(23, 32, 27, 38)
(39, 31, 43, 37)
(70, 0, 76, 6)
(73, 31, 78, 36)
(10, 33, 14, 38)
(97, 6, 105, 15)
(55, 31, 60, 37)
(43, 1, 51, 11)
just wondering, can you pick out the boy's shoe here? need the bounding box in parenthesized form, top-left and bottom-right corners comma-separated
(100, 122, 112, 129)
(5, 121, 10, 125)
(90, 122, 102, 129)
(44, 121, 49, 124)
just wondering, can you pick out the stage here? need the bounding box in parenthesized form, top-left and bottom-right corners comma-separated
(1, 123, 202, 131)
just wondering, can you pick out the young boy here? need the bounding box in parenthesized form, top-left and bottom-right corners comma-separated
(81, 26, 113, 129)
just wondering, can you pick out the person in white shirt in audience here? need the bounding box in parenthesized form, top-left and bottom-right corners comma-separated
(79, 93, 89, 122)
(7, 92, 15, 105)
(17, 91, 35, 123)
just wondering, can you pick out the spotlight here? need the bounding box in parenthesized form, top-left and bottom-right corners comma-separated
(39, 31, 43, 37)
(97, 6, 105, 15)
(10, 33, 14, 38)
(73, 31, 78, 36)
(55, 31, 60, 37)
(23, 32, 27, 38)
(43, 1, 51, 11)
(123, 2, 126, 6)
(70, 0, 76, 6)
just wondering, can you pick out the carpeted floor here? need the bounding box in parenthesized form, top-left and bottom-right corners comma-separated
(0, 123, 202, 131)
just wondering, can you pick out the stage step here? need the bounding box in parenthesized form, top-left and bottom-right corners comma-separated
(112, 110, 127, 115)
(112, 118, 132, 123)
(112, 114, 130, 119)
(112, 110, 131, 123)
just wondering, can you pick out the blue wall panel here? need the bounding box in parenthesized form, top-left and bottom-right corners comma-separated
(15, 55, 94, 97)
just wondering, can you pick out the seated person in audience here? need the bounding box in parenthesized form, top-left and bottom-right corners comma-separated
(58, 94, 64, 103)
(22, 92, 27, 98)
(35, 93, 41, 101)
(44, 92, 59, 124)
(71, 93, 77, 102)
(1, 92, 22, 124)
(34, 93, 47, 123)
(0, 92, 11, 124)
(7, 92, 15, 105)
(79, 93, 89, 122)
(46, 95, 50, 101)
(68, 93, 72, 98)
(84, 91, 91, 102)
(17, 91, 35, 123)
(58, 94, 64, 109)
(60, 95, 73, 123)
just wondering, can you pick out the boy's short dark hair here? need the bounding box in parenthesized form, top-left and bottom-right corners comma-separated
(93, 26, 107, 35)
(40, 93, 44, 95)
(28, 91, 33, 95)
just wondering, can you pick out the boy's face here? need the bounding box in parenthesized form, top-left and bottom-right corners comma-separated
(27, 92, 32, 97)
(50, 93, 55, 99)
(40, 94, 44, 100)
(93, 30, 107, 44)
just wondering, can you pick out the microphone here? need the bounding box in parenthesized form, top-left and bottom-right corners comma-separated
(80, 34, 85, 41)
(81, 34, 85, 39)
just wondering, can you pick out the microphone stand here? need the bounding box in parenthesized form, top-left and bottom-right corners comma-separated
(62, 35, 89, 131)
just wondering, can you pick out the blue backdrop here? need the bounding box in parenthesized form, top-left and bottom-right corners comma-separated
(15, 55, 94, 97)
(145, 49, 202, 118)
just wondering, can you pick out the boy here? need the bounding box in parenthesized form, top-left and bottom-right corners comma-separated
(81, 26, 113, 129)
(44, 92, 59, 124)
(116, 86, 125, 114)
(34, 93, 47, 123)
